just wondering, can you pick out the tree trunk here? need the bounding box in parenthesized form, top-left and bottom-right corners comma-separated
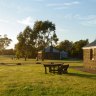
(24, 56, 27, 61)
(42, 49, 45, 61)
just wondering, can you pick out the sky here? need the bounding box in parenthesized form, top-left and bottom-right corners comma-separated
(0, 0, 96, 49)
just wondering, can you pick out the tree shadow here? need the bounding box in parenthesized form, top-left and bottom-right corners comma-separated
(69, 66, 83, 68)
(67, 72, 96, 80)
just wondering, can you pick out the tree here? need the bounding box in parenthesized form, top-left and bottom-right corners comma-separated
(0, 35, 12, 54)
(15, 20, 58, 60)
(33, 20, 58, 50)
(15, 26, 35, 60)
(0, 49, 15, 55)
(71, 39, 89, 59)
(56, 40, 73, 55)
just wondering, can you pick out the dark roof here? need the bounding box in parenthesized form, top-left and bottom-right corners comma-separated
(44, 46, 60, 53)
(84, 40, 96, 47)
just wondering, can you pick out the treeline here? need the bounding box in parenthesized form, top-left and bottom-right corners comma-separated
(56, 39, 88, 59)
(0, 39, 88, 59)
(15, 20, 58, 60)
(0, 49, 15, 55)
(0, 20, 89, 60)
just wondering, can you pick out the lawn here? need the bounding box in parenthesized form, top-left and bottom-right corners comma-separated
(0, 56, 96, 96)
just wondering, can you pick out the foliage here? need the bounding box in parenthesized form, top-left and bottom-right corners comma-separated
(0, 49, 15, 55)
(56, 40, 73, 55)
(15, 20, 88, 60)
(56, 39, 88, 59)
(15, 26, 36, 60)
(0, 35, 12, 50)
(33, 20, 58, 50)
(71, 39, 89, 58)
(15, 20, 58, 60)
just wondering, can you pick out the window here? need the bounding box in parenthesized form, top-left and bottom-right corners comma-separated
(90, 49, 94, 60)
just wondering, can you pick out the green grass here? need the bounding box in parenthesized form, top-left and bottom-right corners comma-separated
(0, 56, 96, 96)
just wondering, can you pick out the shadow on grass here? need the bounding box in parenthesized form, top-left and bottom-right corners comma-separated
(67, 72, 96, 80)
(69, 66, 83, 68)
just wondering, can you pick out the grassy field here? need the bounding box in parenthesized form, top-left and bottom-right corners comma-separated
(0, 56, 96, 96)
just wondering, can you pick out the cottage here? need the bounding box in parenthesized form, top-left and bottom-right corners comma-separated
(37, 46, 68, 60)
(83, 40, 96, 71)
(38, 46, 60, 60)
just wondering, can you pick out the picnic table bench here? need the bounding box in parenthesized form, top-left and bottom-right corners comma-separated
(43, 63, 69, 74)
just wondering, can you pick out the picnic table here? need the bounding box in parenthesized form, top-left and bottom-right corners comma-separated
(43, 63, 69, 74)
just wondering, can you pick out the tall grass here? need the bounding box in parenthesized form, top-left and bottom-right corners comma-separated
(0, 56, 96, 96)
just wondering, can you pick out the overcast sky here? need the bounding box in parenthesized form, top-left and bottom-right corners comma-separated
(0, 0, 96, 48)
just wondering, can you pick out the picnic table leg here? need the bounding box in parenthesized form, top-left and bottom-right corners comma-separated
(45, 66, 47, 74)
(49, 67, 51, 72)
(53, 66, 55, 74)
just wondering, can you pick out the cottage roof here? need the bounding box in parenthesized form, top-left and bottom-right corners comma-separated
(44, 46, 60, 53)
(60, 51, 67, 54)
(60, 51, 68, 56)
(83, 40, 96, 49)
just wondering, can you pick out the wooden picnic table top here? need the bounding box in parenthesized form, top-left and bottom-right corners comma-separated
(43, 63, 63, 67)
(43, 63, 69, 74)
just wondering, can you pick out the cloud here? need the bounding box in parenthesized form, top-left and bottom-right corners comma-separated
(57, 14, 96, 26)
(47, 1, 80, 9)
(0, 19, 9, 23)
(74, 15, 96, 20)
(47, 1, 79, 7)
(17, 17, 34, 26)
(74, 15, 96, 26)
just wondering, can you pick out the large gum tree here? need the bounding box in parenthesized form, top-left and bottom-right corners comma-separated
(16, 20, 58, 60)
(33, 20, 58, 50)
